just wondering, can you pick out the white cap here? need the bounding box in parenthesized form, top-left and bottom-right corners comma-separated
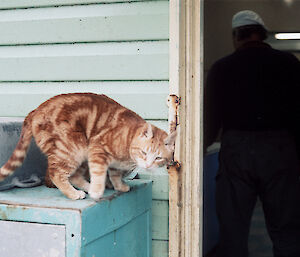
(232, 10, 266, 30)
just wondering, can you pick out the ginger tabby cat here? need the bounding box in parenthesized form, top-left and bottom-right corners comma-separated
(0, 93, 176, 200)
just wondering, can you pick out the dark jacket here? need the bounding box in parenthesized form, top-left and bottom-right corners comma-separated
(204, 41, 300, 155)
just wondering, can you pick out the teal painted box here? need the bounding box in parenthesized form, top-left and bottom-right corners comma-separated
(0, 180, 152, 257)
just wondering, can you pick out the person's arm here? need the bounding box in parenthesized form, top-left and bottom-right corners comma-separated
(204, 64, 222, 152)
(288, 54, 300, 160)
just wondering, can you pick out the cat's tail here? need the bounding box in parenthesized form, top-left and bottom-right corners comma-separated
(0, 115, 33, 181)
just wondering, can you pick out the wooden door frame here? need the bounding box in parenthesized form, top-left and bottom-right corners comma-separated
(168, 0, 204, 256)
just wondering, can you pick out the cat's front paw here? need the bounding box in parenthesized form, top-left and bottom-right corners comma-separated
(69, 190, 86, 200)
(88, 190, 103, 201)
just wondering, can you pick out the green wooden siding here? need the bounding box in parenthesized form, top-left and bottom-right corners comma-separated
(0, 82, 168, 119)
(0, 1, 169, 121)
(0, 0, 165, 9)
(0, 2, 168, 44)
(139, 168, 169, 256)
(153, 240, 168, 257)
(0, 42, 168, 81)
(152, 200, 169, 240)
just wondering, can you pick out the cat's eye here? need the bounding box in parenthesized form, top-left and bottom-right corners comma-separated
(155, 156, 163, 161)
(140, 150, 147, 156)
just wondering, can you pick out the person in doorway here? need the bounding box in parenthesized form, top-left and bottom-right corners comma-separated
(205, 10, 300, 257)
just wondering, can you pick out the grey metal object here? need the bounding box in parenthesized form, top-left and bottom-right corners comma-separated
(0, 117, 47, 190)
(0, 220, 66, 257)
(0, 174, 42, 190)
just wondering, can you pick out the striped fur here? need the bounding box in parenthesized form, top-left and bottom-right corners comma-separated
(0, 93, 176, 200)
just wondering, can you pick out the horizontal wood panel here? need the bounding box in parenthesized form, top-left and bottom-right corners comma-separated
(138, 168, 169, 200)
(148, 120, 168, 132)
(0, 2, 168, 45)
(0, 41, 168, 81)
(152, 200, 169, 240)
(0, 0, 164, 9)
(152, 240, 168, 257)
(0, 82, 168, 119)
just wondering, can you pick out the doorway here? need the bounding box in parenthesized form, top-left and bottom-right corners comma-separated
(203, 1, 300, 256)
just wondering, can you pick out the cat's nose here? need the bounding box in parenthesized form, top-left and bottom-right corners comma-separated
(145, 163, 152, 169)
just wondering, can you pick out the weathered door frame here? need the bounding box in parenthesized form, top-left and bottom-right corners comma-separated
(168, 0, 203, 256)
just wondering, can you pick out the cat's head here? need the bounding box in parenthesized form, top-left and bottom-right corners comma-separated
(130, 123, 177, 169)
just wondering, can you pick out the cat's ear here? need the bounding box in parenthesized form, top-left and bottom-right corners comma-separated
(141, 123, 153, 139)
(164, 131, 177, 148)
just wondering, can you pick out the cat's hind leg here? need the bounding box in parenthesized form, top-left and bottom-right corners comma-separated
(44, 170, 57, 188)
(48, 156, 86, 200)
(69, 162, 112, 192)
(107, 168, 130, 192)
(70, 162, 90, 192)
(88, 151, 110, 201)
(44, 161, 89, 190)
